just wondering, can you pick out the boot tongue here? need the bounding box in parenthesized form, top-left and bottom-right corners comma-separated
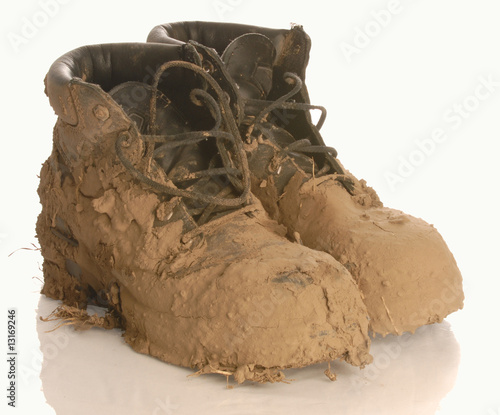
(110, 81, 205, 181)
(110, 81, 243, 222)
(109, 81, 186, 135)
(222, 33, 276, 100)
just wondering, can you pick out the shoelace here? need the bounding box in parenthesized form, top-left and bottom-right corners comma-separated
(115, 60, 251, 223)
(246, 72, 346, 177)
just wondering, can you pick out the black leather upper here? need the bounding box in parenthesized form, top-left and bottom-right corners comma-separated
(146, 22, 331, 151)
(147, 22, 311, 101)
(147, 21, 291, 56)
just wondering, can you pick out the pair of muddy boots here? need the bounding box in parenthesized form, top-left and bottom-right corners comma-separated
(38, 22, 464, 383)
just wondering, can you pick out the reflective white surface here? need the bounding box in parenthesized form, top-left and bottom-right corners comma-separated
(37, 296, 460, 415)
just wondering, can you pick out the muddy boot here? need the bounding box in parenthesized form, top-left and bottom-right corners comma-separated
(37, 42, 372, 383)
(147, 22, 464, 336)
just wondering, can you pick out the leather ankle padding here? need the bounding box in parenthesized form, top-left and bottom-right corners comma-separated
(45, 43, 184, 125)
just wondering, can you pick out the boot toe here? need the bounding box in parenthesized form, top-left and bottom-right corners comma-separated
(280, 177, 464, 336)
(117, 214, 373, 383)
(347, 207, 464, 335)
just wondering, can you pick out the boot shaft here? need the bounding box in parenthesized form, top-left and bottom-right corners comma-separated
(45, 42, 251, 228)
(148, 22, 312, 104)
(146, 22, 344, 193)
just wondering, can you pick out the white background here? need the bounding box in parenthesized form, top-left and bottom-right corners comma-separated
(1, 0, 499, 414)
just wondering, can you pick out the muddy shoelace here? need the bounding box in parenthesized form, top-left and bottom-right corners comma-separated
(116, 61, 251, 225)
(245, 72, 347, 179)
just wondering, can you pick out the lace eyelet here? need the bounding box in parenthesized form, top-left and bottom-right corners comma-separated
(202, 60, 214, 74)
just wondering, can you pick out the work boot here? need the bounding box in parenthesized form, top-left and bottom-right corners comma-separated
(37, 42, 372, 383)
(147, 22, 465, 336)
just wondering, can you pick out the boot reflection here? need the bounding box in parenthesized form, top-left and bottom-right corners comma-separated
(38, 295, 459, 415)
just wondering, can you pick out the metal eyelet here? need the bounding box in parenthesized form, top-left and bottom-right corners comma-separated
(202, 60, 214, 74)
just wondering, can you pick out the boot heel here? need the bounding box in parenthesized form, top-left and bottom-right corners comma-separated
(37, 213, 88, 308)
(37, 159, 88, 307)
